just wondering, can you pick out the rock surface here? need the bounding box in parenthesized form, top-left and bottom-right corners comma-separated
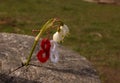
(0, 33, 101, 83)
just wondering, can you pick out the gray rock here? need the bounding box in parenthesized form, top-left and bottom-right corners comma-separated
(0, 33, 101, 83)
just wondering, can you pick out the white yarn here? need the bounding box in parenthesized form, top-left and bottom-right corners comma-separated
(50, 40, 59, 63)
(50, 50, 59, 63)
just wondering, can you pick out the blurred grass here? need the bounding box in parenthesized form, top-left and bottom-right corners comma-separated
(0, 0, 120, 83)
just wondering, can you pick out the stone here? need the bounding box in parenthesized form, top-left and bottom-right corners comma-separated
(0, 33, 101, 83)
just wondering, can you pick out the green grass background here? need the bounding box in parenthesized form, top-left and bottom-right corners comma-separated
(0, 0, 120, 83)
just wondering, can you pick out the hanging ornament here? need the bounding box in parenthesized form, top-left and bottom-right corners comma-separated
(25, 18, 70, 66)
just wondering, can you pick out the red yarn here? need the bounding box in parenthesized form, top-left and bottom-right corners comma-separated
(37, 38, 51, 63)
(41, 38, 51, 52)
